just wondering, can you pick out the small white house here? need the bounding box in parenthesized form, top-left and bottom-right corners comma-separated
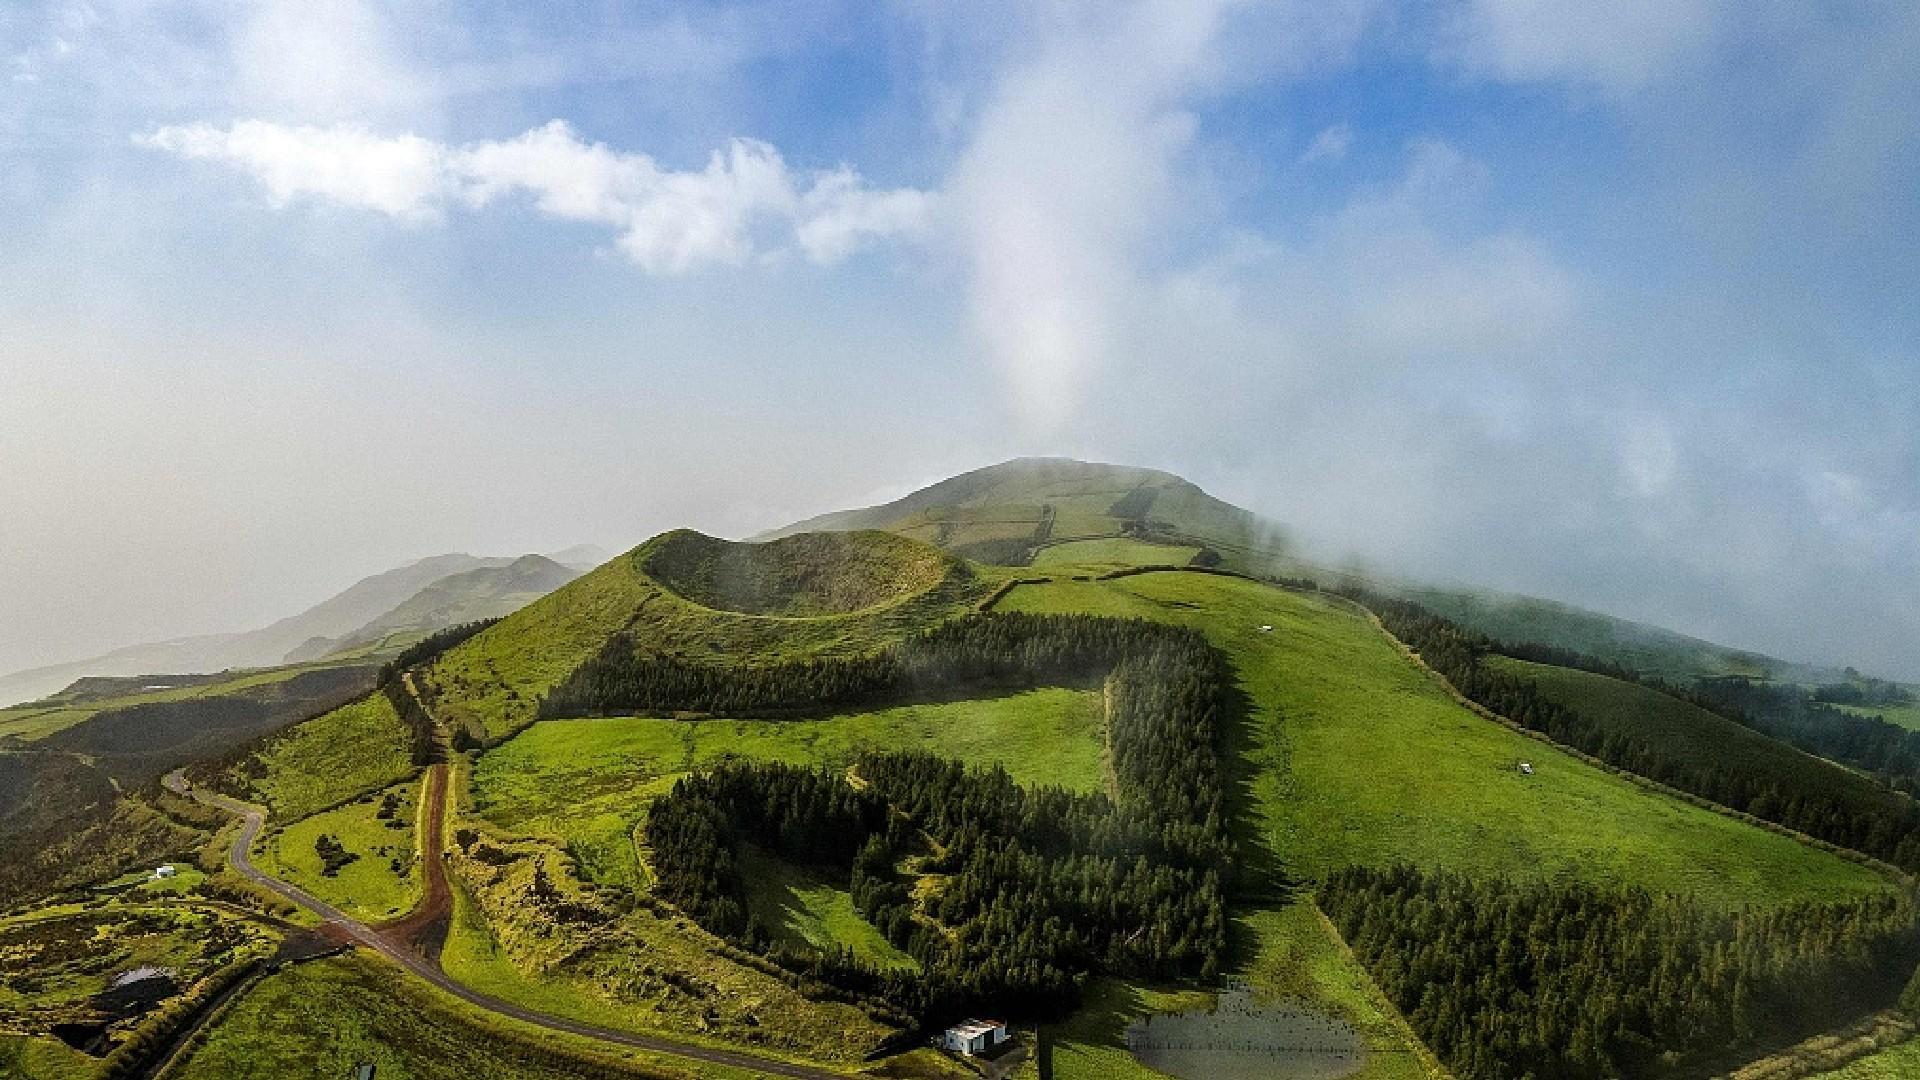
(152, 864, 178, 880)
(1518, 762, 1534, 776)
(1258, 624, 1274, 633)
(942, 1019, 1009, 1056)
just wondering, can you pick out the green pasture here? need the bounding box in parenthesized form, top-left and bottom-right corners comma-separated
(170, 950, 757, 1080)
(998, 571, 1893, 908)
(247, 692, 417, 820)
(1030, 537, 1200, 568)
(257, 777, 423, 922)
(471, 688, 1105, 891)
(738, 845, 916, 971)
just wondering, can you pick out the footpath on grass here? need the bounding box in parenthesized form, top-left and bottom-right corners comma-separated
(159, 758, 852, 1080)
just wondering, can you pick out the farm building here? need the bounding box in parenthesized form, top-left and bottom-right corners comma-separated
(942, 1019, 1009, 1056)
(152, 864, 177, 879)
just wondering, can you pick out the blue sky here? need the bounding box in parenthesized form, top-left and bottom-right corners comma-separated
(1, 1, 1916, 679)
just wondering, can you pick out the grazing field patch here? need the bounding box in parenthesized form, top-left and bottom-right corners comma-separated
(1840, 701, 1920, 733)
(256, 777, 422, 922)
(999, 572, 1893, 908)
(1031, 537, 1200, 568)
(471, 688, 1105, 891)
(169, 951, 748, 1080)
(738, 845, 917, 971)
(1804, 1037, 1920, 1079)
(242, 692, 417, 820)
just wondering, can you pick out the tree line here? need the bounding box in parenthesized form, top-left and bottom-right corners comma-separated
(1322, 863, 1920, 1080)
(1495, 639, 1920, 800)
(1336, 587, 1920, 872)
(640, 613, 1235, 1023)
(1692, 676, 1920, 801)
(378, 618, 500, 765)
(540, 611, 1217, 719)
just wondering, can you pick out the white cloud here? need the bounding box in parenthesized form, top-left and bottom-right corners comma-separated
(138, 121, 453, 221)
(228, 0, 429, 121)
(1302, 122, 1353, 163)
(137, 119, 932, 273)
(1444, 0, 1725, 92)
(948, 1, 1239, 431)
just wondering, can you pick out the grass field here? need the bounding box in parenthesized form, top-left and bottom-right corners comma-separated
(1030, 537, 1200, 568)
(244, 692, 417, 820)
(441, 865, 894, 1067)
(257, 776, 423, 922)
(171, 950, 763, 1080)
(0, 662, 361, 743)
(0, 1035, 94, 1080)
(999, 571, 1893, 908)
(427, 532, 988, 743)
(1841, 701, 1920, 733)
(1806, 1038, 1920, 1079)
(471, 688, 1105, 891)
(1487, 656, 1920, 839)
(737, 845, 917, 971)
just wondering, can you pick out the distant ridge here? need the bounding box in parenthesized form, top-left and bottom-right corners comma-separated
(0, 546, 601, 707)
(287, 554, 583, 661)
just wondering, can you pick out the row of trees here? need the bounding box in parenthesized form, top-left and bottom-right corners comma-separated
(378, 618, 501, 764)
(1694, 676, 1920, 800)
(1493, 638, 1920, 800)
(1339, 588, 1920, 872)
(1322, 864, 1920, 1080)
(539, 612, 1212, 719)
(641, 613, 1236, 1023)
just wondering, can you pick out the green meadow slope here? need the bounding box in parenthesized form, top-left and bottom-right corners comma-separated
(766, 456, 1842, 682)
(423, 529, 988, 743)
(471, 689, 1105, 891)
(762, 456, 1294, 569)
(1487, 656, 1920, 842)
(998, 570, 1893, 908)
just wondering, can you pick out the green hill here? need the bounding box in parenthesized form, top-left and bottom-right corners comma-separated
(642, 529, 950, 616)
(422, 529, 987, 743)
(293, 554, 582, 660)
(1416, 589, 1819, 682)
(762, 456, 1294, 569)
(998, 570, 1892, 908)
(768, 456, 1851, 684)
(1487, 656, 1920, 855)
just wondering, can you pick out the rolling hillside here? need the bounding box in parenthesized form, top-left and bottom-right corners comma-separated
(771, 456, 1845, 683)
(289, 555, 582, 660)
(0, 548, 603, 708)
(422, 529, 989, 743)
(762, 456, 1295, 569)
(998, 569, 1891, 907)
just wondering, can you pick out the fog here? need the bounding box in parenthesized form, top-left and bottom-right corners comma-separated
(1, 1, 1915, 680)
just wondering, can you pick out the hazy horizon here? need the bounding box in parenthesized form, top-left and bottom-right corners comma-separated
(4, 2, 1916, 681)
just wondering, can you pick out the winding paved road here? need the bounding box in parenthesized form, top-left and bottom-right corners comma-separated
(161, 768, 851, 1079)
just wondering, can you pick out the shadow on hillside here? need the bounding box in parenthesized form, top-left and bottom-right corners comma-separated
(1217, 671, 1293, 912)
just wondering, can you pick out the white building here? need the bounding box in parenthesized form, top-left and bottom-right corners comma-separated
(152, 864, 178, 880)
(941, 1019, 1009, 1056)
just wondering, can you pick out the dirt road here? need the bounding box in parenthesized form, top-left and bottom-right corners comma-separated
(161, 768, 852, 1079)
